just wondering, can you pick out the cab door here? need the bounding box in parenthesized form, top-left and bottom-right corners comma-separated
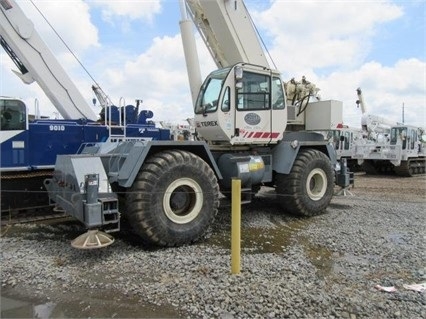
(231, 71, 285, 145)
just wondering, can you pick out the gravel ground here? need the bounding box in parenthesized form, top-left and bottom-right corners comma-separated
(1, 173, 425, 319)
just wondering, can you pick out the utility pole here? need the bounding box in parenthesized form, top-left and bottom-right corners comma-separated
(402, 102, 405, 124)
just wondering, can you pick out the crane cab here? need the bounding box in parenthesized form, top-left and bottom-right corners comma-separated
(194, 63, 287, 146)
(0, 97, 27, 131)
(390, 126, 425, 154)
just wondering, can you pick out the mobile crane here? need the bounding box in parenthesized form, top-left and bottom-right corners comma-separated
(353, 122, 426, 176)
(0, 0, 170, 212)
(351, 88, 426, 176)
(43, 0, 351, 248)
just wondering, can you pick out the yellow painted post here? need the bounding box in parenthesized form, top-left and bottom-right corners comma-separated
(231, 178, 241, 274)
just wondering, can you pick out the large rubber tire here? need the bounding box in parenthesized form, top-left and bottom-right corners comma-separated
(276, 149, 334, 217)
(125, 150, 220, 247)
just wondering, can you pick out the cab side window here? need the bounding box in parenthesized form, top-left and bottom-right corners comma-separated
(237, 72, 269, 110)
(272, 77, 285, 109)
(221, 86, 230, 112)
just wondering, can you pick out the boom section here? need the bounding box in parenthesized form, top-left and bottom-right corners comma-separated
(185, 0, 269, 68)
(0, 0, 97, 120)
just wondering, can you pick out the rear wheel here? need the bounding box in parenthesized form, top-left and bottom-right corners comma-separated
(276, 149, 334, 216)
(125, 150, 219, 246)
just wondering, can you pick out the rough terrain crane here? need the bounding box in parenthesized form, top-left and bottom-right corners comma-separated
(0, 0, 170, 213)
(43, 0, 351, 249)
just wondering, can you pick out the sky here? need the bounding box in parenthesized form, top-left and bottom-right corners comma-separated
(1, 0, 425, 129)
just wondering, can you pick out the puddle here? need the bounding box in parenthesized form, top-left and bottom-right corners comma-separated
(1, 292, 183, 319)
(1, 296, 64, 319)
(203, 214, 336, 278)
(204, 217, 310, 254)
(301, 240, 334, 278)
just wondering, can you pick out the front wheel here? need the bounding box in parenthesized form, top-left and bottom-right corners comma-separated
(125, 150, 220, 246)
(276, 149, 334, 216)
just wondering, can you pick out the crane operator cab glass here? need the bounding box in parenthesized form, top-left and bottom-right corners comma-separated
(390, 126, 419, 151)
(194, 63, 287, 145)
(0, 98, 27, 131)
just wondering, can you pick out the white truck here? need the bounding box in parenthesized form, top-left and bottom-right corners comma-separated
(43, 0, 352, 248)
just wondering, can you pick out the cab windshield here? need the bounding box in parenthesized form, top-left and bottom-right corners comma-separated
(194, 68, 230, 114)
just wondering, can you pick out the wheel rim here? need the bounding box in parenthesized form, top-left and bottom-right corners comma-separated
(163, 178, 203, 224)
(306, 168, 327, 201)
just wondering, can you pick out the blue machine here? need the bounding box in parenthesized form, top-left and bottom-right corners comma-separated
(0, 97, 170, 211)
(0, 0, 171, 213)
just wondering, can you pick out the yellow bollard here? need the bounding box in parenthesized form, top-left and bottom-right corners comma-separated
(231, 178, 241, 274)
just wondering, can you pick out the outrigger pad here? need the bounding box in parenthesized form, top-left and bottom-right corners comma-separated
(71, 230, 114, 249)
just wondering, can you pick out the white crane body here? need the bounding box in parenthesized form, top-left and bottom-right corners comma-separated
(184, 0, 269, 69)
(349, 88, 425, 175)
(41, 0, 352, 249)
(353, 123, 426, 176)
(356, 88, 398, 140)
